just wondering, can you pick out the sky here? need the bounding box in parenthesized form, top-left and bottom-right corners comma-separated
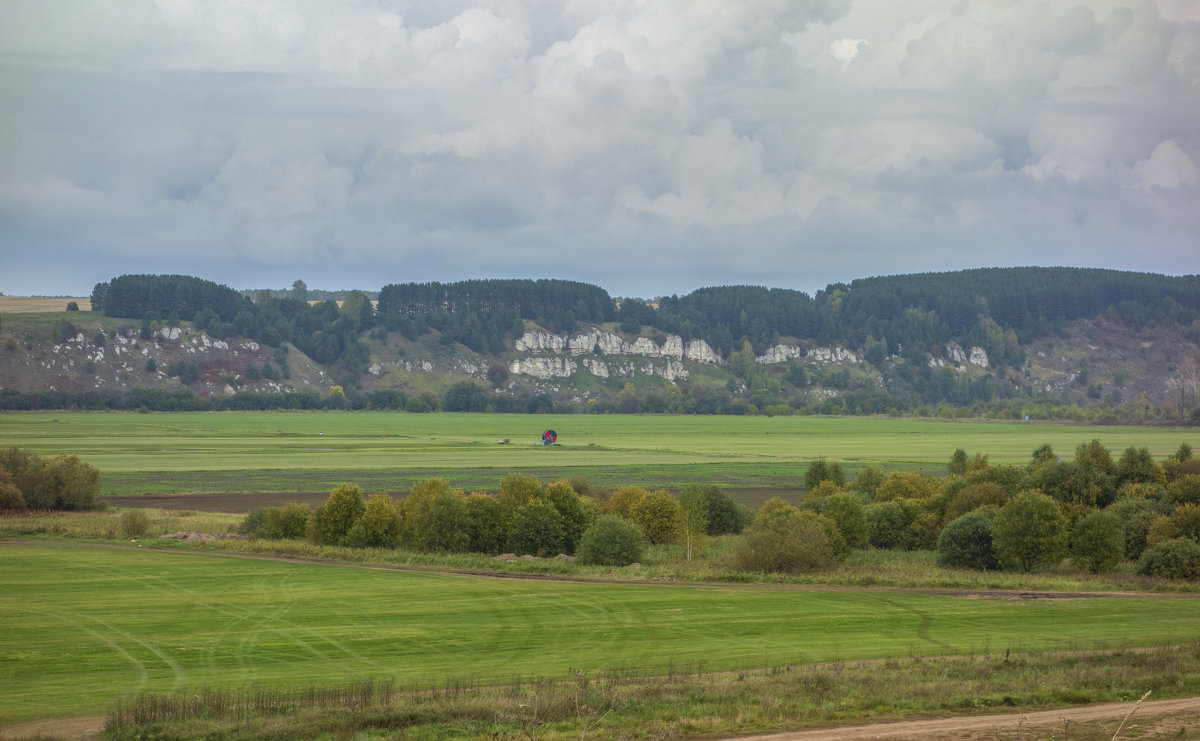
(1, 0, 1198, 300)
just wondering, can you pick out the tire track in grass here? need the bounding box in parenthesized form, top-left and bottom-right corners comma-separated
(15, 607, 151, 695)
(86, 556, 386, 677)
(873, 597, 955, 654)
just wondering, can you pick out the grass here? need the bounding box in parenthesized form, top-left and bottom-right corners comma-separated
(2, 411, 1197, 496)
(103, 645, 1200, 740)
(3, 540, 1200, 726)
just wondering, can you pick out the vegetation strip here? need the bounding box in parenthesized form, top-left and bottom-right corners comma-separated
(3, 540, 1200, 728)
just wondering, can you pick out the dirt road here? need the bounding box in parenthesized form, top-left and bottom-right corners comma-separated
(735, 696, 1200, 740)
(5, 697, 1200, 740)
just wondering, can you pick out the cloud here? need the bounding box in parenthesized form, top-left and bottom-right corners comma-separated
(1, 0, 1197, 299)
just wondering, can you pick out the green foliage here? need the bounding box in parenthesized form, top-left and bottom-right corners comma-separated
(1070, 511, 1124, 573)
(944, 482, 1007, 522)
(1170, 503, 1200, 542)
(308, 483, 366, 546)
(1135, 538, 1200, 580)
(993, 491, 1067, 572)
(543, 480, 591, 553)
(575, 516, 646, 566)
(804, 457, 845, 490)
(0, 447, 101, 511)
(505, 499, 565, 557)
(852, 464, 885, 498)
(497, 473, 546, 531)
(694, 485, 750, 535)
(630, 490, 682, 545)
(676, 485, 708, 560)
(936, 511, 999, 570)
(732, 506, 841, 574)
(948, 448, 969, 476)
(1106, 497, 1169, 560)
(354, 492, 400, 548)
(865, 501, 915, 550)
(1114, 446, 1165, 489)
(1165, 475, 1200, 506)
(442, 380, 490, 412)
(874, 472, 933, 502)
(117, 510, 151, 539)
(0, 471, 25, 512)
(825, 492, 868, 549)
(607, 485, 648, 521)
(401, 479, 468, 552)
(463, 492, 505, 554)
(263, 502, 310, 540)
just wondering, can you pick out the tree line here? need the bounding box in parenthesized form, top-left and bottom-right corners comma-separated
(230, 439, 1200, 580)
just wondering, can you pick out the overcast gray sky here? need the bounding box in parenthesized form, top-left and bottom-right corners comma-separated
(1, 0, 1197, 299)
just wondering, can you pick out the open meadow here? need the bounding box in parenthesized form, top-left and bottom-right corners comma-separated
(4, 412, 1200, 737)
(2, 412, 1197, 504)
(3, 540, 1200, 728)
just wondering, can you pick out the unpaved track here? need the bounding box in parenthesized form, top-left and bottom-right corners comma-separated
(4, 698, 1200, 740)
(733, 696, 1200, 740)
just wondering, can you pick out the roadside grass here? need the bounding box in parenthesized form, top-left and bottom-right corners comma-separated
(104, 643, 1200, 740)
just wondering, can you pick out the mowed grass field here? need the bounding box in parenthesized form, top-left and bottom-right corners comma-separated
(3, 541, 1200, 724)
(2, 412, 1198, 498)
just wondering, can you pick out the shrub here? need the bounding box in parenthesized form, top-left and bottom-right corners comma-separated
(1165, 476, 1200, 506)
(875, 472, 934, 502)
(576, 516, 646, 566)
(1107, 497, 1170, 559)
(944, 482, 1007, 522)
(936, 511, 998, 570)
(607, 485, 648, 521)
(732, 508, 842, 574)
(544, 480, 591, 552)
(696, 486, 750, 535)
(1171, 503, 1200, 542)
(865, 501, 914, 550)
(262, 502, 310, 540)
(1136, 538, 1200, 580)
(401, 479, 468, 552)
(118, 510, 151, 539)
(506, 499, 565, 557)
(1070, 510, 1124, 573)
(308, 483, 366, 546)
(993, 491, 1067, 572)
(464, 492, 505, 554)
(353, 492, 400, 548)
(630, 490, 681, 545)
(825, 492, 868, 549)
(0, 471, 24, 511)
(804, 458, 845, 490)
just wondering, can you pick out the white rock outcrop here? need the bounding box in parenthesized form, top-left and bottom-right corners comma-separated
(509, 328, 715, 380)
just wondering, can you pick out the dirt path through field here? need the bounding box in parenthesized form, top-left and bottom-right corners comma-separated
(4, 697, 1200, 740)
(731, 696, 1200, 740)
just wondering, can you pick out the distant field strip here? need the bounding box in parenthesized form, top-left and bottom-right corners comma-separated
(2, 412, 1196, 496)
(3, 541, 1200, 723)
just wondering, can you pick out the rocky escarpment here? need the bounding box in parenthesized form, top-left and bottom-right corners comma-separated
(510, 329, 718, 380)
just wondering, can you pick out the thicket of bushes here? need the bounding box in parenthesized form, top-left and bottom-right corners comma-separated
(0, 446, 102, 512)
(231, 440, 1200, 580)
(238, 477, 750, 567)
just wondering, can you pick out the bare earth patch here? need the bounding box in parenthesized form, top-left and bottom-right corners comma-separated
(4, 698, 1200, 741)
(733, 696, 1200, 740)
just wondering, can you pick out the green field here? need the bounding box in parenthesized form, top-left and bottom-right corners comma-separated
(3, 541, 1200, 725)
(2, 412, 1197, 497)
